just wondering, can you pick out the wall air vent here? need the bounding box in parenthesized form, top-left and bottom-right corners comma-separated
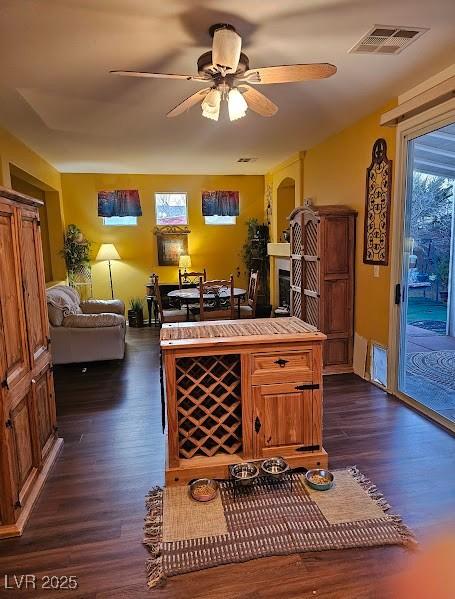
(349, 25, 429, 55)
(237, 157, 257, 163)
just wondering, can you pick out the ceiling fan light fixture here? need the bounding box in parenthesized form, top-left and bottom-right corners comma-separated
(212, 27, 242, 73)
(201, 88, 221, 121)
(228, 88, 248, 121)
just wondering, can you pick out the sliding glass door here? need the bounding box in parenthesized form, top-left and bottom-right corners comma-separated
(397, 122, 455, 425)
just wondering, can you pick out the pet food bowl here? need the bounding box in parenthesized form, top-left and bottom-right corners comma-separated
(230, 462, 259, 486)
(305, 468, 334, 491)
(189, 478, 219, 502)
(261, 457, 290, 477)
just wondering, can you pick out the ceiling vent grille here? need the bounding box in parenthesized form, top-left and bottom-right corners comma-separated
(237, 157, 257, 163)
(349, 25, 428, 55)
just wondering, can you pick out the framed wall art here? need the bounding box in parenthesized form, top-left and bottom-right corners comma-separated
(155, 226, 190, 266)
(363, 138, 393, 266)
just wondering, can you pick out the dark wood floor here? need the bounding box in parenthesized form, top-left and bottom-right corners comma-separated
(0, 328, 453, 598)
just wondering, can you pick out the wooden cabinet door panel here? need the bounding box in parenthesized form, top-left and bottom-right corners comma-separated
(19, 208, 49, 368)
(324, 216, 351, 275)
(253, 384, 316, 458)
(325, 279, 349, 334)
(7, 388, 37, 508)
(0, 201, 29, 388)
(33, 367, 56, 461)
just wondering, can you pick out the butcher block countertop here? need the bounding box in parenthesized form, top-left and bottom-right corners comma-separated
(160, 317, 326, 350)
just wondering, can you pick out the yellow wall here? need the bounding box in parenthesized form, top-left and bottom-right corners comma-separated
(265, 153, 303, 308)
(276, 180, 295, 241)
(266, 153, 303, 243)
(60, 174, 265, 309)
(303, 101, 397, 347)
(0, 126, 66, 281)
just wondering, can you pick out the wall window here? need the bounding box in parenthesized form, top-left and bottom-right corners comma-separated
(204, 215, 236, 225)
(155, 192, 188, 225)
(103, 216, 137, 226)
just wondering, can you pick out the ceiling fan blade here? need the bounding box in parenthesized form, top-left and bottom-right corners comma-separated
(239, 85, 278, 117)
(110, 70, 209, 82)
(166, 88, 211, 118)
(212, 26, 242, 73)
(240, 63, 337, 84)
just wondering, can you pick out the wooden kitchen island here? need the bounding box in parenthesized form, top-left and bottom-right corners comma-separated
(161, 317, 327, 486)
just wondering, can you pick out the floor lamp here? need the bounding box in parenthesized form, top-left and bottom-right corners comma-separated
(96, 243, 121, 299)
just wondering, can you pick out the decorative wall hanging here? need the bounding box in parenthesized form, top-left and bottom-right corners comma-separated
(363, 138, 392, 266)
(98, 189, 142, 217)
(202, 191, 239, 216)
(265, 184, 273, 226)
(154, 226, 190, 266)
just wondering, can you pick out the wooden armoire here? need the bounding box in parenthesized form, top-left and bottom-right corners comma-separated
(289, 201, 357, 373)
(0, 187, 62, 538)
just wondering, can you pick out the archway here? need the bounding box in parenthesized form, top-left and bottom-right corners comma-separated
(276, 177, 295, 242)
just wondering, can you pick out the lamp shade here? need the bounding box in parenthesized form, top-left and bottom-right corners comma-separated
(96, 243, 121, 261)
(178, 254, 192, 269)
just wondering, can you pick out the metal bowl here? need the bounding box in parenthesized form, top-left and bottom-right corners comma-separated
(230, 462, 259, 486)
(261, 457, 290, 477)
(189, 478, 219, 502)
(305, 468, 334, 491)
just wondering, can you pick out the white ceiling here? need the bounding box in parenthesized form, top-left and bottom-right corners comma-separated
(0, 0, 454, 175)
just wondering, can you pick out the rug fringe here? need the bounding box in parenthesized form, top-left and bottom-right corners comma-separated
(348, 466, 418, 548)
(143, 486, 166, 588)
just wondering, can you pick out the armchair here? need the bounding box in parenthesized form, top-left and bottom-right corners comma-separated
(46, 285, 126, 365)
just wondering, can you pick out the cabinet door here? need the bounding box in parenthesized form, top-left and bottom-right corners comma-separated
(290, 213, 304, 319)
(19, 208, 49, 369)
(0, 200, 29, 389)
(253, 382, 319, 458)
(6, 387, 38, 511)
(32, 365, 57, 462)
(302, 210, 320, 329)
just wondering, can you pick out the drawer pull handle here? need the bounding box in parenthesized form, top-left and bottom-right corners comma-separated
(274, 358, 289, 368)
(295, 384, 320, 391)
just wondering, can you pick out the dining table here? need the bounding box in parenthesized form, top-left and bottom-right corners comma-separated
(167, 286, 247, 320)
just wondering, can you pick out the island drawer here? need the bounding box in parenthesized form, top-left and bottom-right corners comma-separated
(251, 349, 313, 385)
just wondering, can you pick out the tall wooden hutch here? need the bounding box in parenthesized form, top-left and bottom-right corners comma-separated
(0, 187, 62, 538)
(289, 201, 357, 373)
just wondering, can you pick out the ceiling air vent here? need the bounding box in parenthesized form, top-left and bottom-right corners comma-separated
(237, 157, 257, 163)
(349, 25, 429, 55)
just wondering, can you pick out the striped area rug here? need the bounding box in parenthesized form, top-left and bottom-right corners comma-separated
(144, 467, 415, 588)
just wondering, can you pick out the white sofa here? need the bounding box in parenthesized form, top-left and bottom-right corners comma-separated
(46, 285, 126, 365)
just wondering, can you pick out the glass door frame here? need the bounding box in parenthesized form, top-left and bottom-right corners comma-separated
(388, 98, 455, 433)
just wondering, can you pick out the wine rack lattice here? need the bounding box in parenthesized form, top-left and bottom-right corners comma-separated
(176, 354, 242, 459)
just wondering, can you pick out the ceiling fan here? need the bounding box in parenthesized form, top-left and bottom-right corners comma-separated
(111, 23, 337, 122)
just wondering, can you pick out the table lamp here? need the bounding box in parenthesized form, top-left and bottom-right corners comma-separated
(96, 243, 121, 299)
(179, 254, 192, 284)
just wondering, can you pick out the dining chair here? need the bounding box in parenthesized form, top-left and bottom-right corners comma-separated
(239, 270, 259, 318)
(178, 268, 207, 313)
(151, 274, 187, 324)
(197, 275, 235, 321)
(178, 269, 207, 287)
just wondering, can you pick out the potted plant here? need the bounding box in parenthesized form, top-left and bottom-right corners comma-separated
(128, 297, 144, 327)
(437, 256, 450, 303)
(241, 218, 272, 317)
(60, 224, 91, 285)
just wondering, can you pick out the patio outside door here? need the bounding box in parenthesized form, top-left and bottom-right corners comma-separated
(397, 122, 455, 427)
